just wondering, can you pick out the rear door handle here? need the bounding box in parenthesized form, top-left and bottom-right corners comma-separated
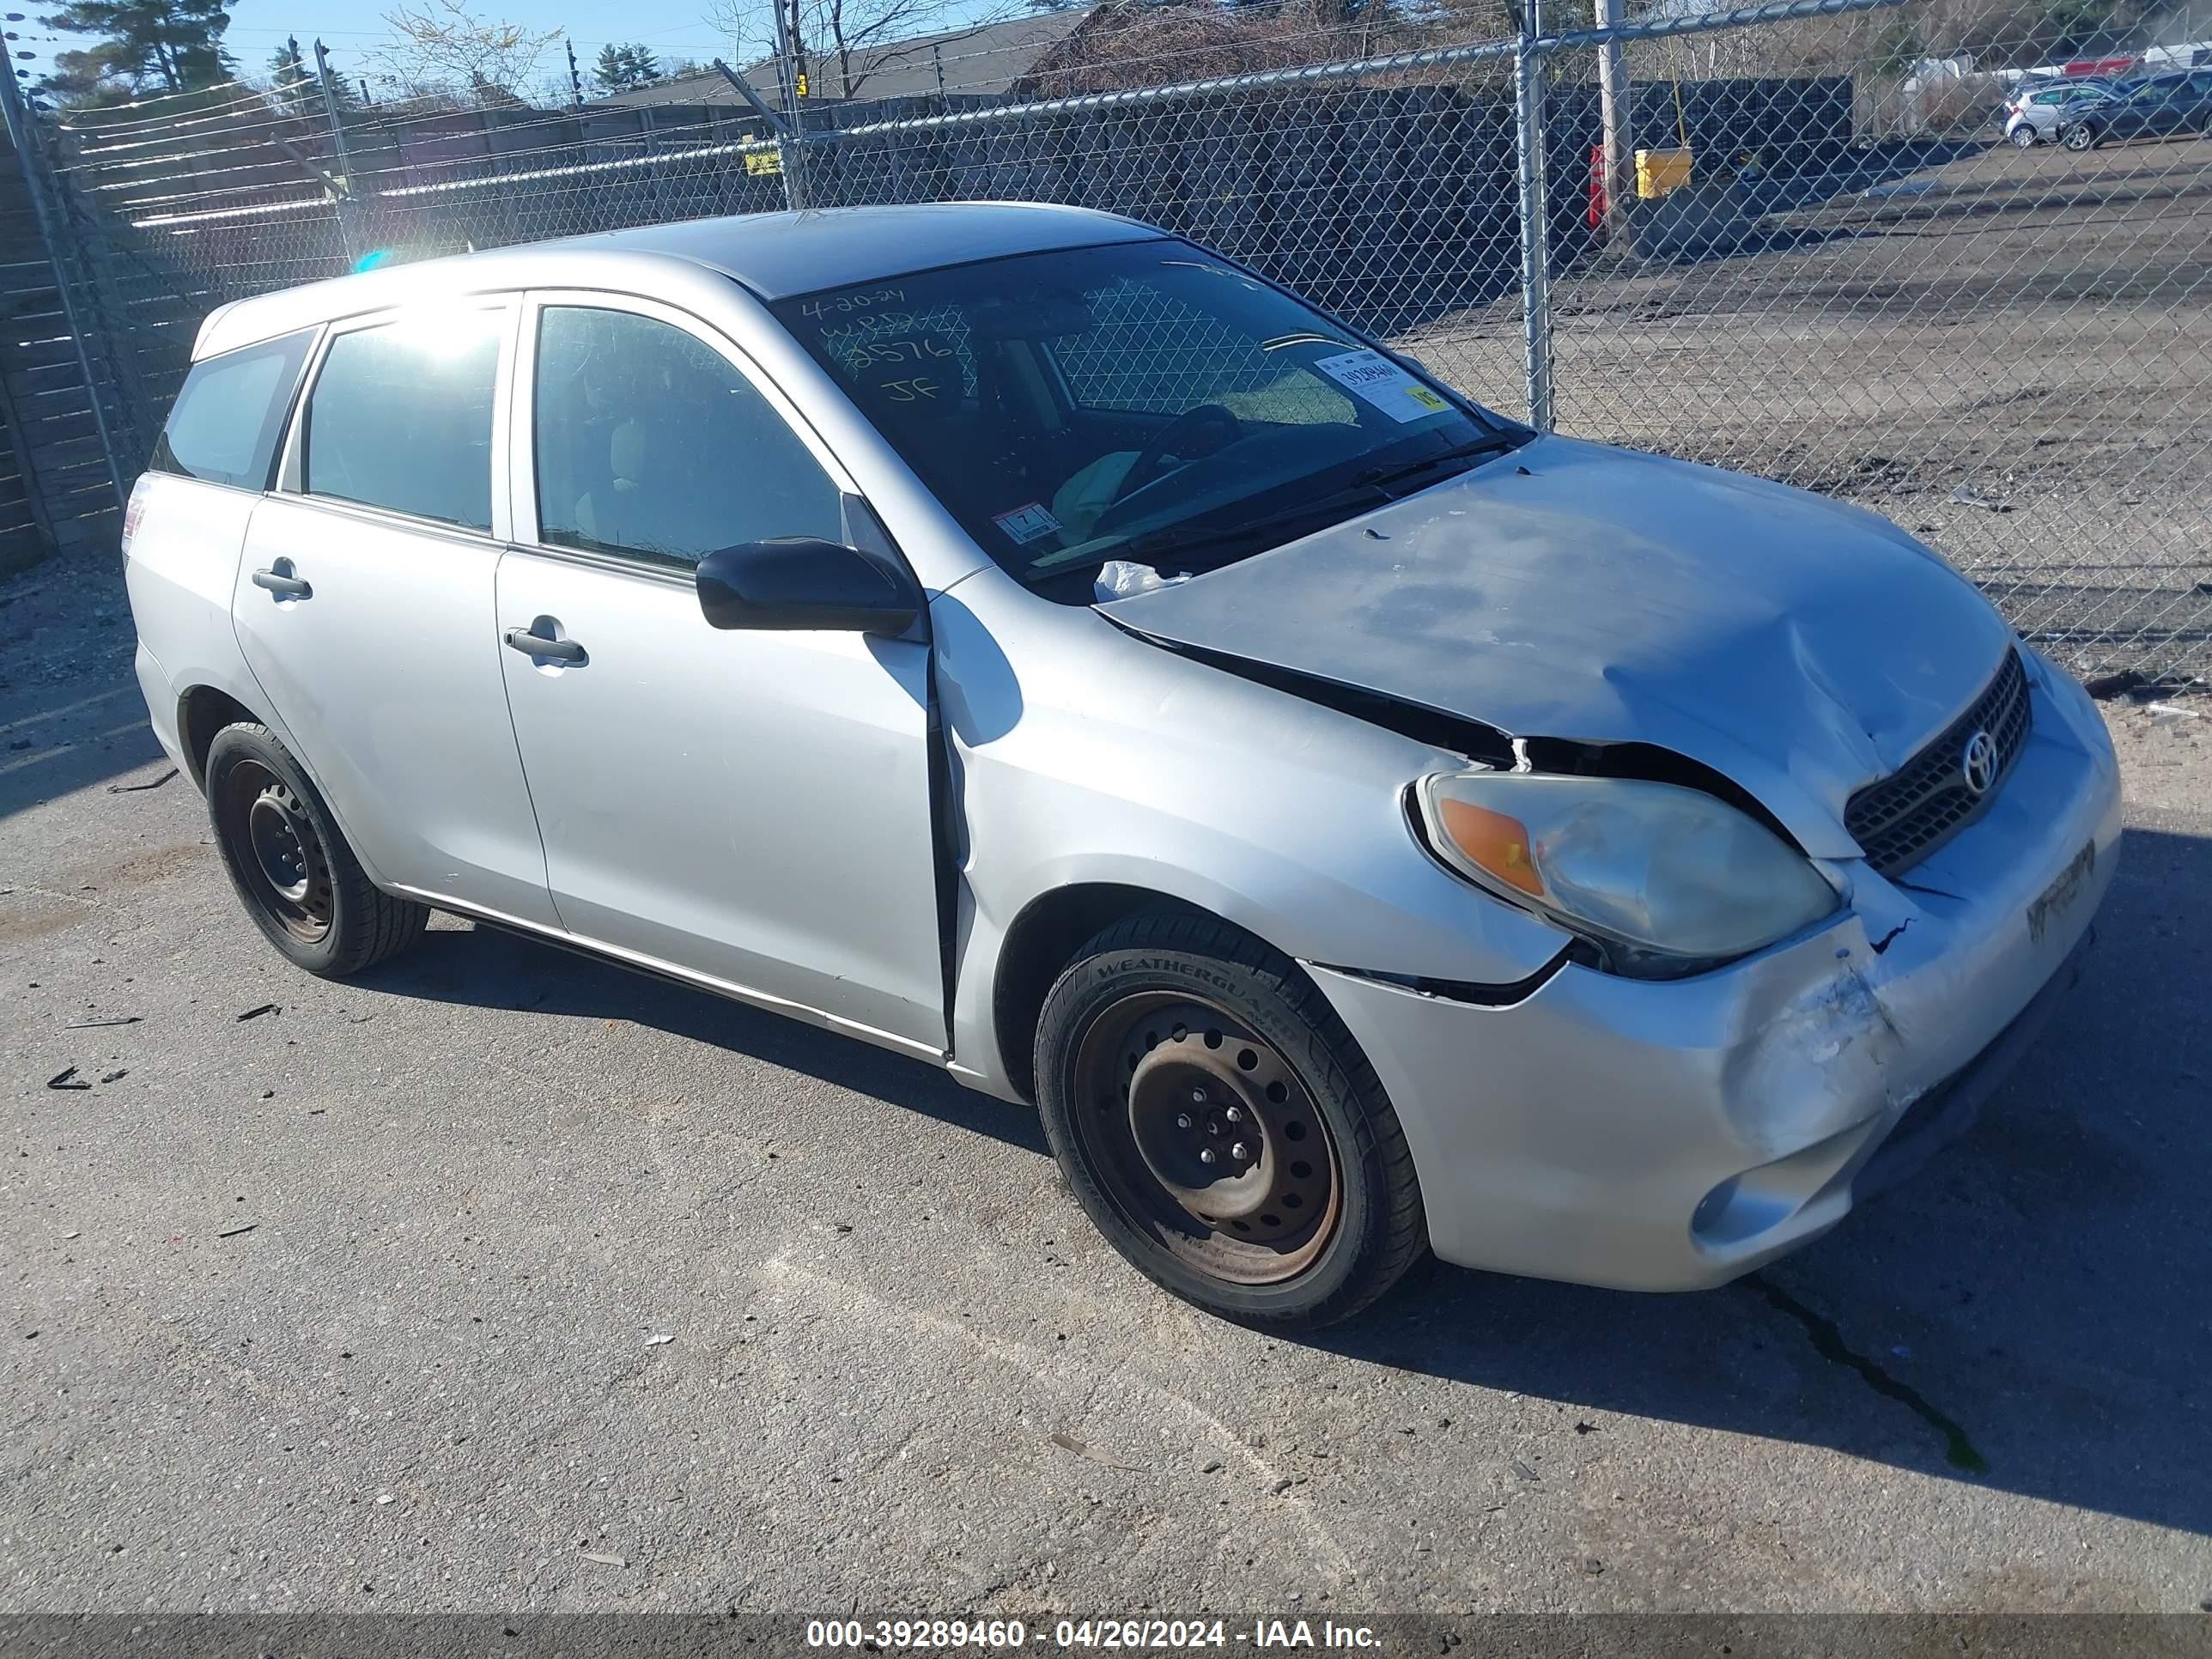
(504, 627, 586, 664)
(252, 565, 311, 599)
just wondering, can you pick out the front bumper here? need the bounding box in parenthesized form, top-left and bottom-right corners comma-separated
(1309, 654, 2123, 1291)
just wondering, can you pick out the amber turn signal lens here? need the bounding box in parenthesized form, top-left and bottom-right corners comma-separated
(1435, 797, 1544, 896)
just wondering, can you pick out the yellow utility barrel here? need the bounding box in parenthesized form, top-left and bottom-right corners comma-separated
(1636, 147, 1694, 199)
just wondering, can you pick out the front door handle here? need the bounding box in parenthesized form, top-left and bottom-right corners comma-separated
(252, 562, 311, 599)
(504, 627, 586, 664)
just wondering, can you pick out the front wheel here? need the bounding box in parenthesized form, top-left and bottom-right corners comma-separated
(205, 722, 428, 977)
(2063, 122, 2098, 151)
(1035, 914, 1426, 1328)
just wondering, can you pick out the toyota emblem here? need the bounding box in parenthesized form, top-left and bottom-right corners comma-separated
(1960, 729, 1998, 797)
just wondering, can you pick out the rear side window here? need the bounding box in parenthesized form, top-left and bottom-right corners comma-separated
(149, 329, 315, 490)
(302, 309, 505, 531)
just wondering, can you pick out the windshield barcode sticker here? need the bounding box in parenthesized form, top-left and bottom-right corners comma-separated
(1311, 349, 1451, 423)
(994, 501, 1062, 545)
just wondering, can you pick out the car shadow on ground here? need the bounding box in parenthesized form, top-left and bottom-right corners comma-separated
(349, 817, 2212, 1538)
(1313, 821, 2212, 1540)
(362, 921, 1050, 1157)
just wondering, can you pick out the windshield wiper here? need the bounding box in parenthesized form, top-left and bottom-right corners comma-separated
(1353, 432, 1522, 493)
(1092, 433, 1523, 576)
(1116, 482, 1390, 566)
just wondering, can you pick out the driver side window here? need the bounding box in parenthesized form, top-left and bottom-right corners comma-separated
(532, 306, 844, 571)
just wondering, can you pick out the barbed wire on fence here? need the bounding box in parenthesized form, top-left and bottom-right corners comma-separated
(12, 0, 2210, 682)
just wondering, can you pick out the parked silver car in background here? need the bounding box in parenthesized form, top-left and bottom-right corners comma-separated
(123, 204, 2120, 1327)
(2003, 75, 2117, 144)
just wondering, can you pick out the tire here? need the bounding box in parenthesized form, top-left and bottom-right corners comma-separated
(2063, 122, 2097, 151)
(1034, 913, 1425, 1328)
(204, 722, 428, 977)
(2008, 125, 2037, 149)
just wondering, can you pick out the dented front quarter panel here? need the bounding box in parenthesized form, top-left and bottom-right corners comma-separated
(1307, 653, 2122, 1291)
(929, 568, 1578, 1097)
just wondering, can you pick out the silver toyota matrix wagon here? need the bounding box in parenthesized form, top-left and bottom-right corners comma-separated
(124, 203, 2119, 1326)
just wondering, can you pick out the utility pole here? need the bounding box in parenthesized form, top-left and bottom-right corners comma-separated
(1595, 0, 1632, 237)
(566, 39, 583, 106)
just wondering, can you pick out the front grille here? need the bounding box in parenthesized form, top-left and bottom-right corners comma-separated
(1845, 648, 2033, 878)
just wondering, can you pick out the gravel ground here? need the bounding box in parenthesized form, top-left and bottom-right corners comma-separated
(1403, 135, 2212, 686)
(2, 560, 2209, 1618)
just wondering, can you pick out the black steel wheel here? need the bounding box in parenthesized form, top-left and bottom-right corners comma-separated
(1036, 913, 1425, 1328)
(205, 722, 428, 977)
(1075, 993, 1343, 1285)
(219, 760, 333, 944)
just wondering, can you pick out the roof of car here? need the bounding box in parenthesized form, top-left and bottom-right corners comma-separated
(193, 202, 1163, 358)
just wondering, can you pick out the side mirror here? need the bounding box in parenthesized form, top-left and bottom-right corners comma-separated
(695, 538, 921, 636)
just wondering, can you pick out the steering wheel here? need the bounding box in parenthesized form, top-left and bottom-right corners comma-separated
(1115, 404, 1244, 501)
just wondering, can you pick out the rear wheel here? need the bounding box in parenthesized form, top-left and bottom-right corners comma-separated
(206, 723, 428, 977)
(1035, 914, 1425, 1328)
(2008, 124, 2038, 149)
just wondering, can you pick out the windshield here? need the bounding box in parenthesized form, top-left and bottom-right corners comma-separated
(770, 240, 1522, 599)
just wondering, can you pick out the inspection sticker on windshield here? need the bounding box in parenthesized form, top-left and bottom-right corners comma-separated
(993, 501, 1062, 545)
(1312, 349, 1451, 422)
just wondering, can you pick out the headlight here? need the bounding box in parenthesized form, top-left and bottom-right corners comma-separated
(1415, 771, 1839, 971)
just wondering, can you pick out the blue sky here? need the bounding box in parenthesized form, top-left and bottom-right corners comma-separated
(10, 0, 1014, 95)
(10, 1, 762, 94)
(227, 0, 747, 84)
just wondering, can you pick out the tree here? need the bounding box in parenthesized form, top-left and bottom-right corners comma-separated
(708, 0, 1022, 100)
(592, 41, 665, 90)
(267, 39, 313, 115)
(368, 0, 562, 105)
(36, 50, 135, 106)
(37, 0, 233, 98)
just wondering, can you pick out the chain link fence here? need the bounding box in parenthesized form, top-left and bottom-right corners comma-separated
(9, 0, 2209, 683)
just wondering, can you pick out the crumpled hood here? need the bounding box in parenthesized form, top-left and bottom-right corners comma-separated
(1100, 434, 2015, 858)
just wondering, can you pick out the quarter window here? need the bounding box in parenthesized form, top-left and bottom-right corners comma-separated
(149, 328, 316, 491)
(302, 308, 505, 531)
(532, 307, 843, 569)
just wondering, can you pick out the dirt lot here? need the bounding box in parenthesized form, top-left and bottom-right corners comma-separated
(3, 560, 2211, 1621)
(1403, 135, 2212, 685)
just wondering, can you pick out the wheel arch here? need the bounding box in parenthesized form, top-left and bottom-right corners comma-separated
(991, 882, 1256, 1101)
(177, 684, 268, 791)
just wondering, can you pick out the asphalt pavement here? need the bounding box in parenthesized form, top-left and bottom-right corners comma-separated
(3, 564, 2209, 1616)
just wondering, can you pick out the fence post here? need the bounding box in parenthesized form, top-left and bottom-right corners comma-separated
(1594, 0, 1632, 236)
(313, 39, 363, 262)
(769, 1, 812, 210)
(1513, 28, 1555, 432)
(712, 59, 801, 213)
(0, 67, 131, 512)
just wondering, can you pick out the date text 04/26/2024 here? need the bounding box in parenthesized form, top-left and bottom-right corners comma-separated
(804, 1618, 1382, 1650)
